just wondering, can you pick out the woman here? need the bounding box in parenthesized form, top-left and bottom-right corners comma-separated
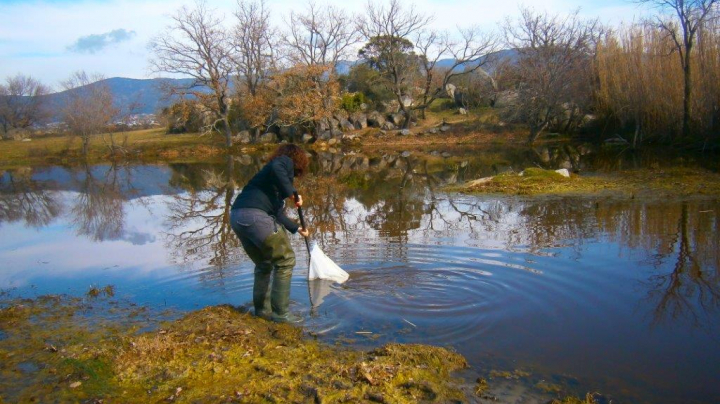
(230, 144, 310, 323)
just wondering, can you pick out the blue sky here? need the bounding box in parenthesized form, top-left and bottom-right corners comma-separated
(0, 0, 647, 89)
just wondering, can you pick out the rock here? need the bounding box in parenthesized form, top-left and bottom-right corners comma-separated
(328, 138, 339, 146)
(400, 95, 412, 107)
(441, 152, 452, 158)
(440, 125, 451, 132)
(330, 118, 340, 130)
(495, 90, 518, 108)
(340, 119, 355, 131)
(458, 108, 468, 115)
(460, 160, 469, 168)
(318, 131, 332, 141)
(301, 134, 314, 144)
(233, 130, 252, 144)
(401, 151, 412, 158)
(318, 118, 330, 131)
(21, 138, 32, 142)
(428, 128, 439, 135)
(367, 111, 386, 127)
(381, 121, 396, 130)
(279, 126, 292, 137)
(258, 132, 277, 143)
(555, 168, 571, 178)
(466, 177, 493, 187)
(333, 110, 349, 122)
(331, 129, 343, 138)
(398, 129, 412, 136)
(349, 112, 368, 129)
(430, 150, 440, 156)
(359, 103, 369, 111)
(69, 381, 82, 389)
(445, 83, 456, 100)
(390, 113, 404, 126)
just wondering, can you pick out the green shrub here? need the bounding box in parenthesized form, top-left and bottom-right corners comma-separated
(341, 92, 366, 113)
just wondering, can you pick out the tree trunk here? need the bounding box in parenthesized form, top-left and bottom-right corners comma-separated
(223, 117, 232, 148)
(82, 135, 89, 156)
(681, 56, 692, 140)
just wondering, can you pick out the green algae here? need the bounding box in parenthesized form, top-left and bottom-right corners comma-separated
(1, 296, 470, 403)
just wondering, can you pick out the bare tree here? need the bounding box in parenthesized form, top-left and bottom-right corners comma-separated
(503, 8, 602, 143)
(638, 0, 719, 139)
(232, 0, 277, 97)
(284, 1, 362, 68)
(359, 0, 432, 128)
(413, 27, 499, 119)
(150, 0, 235, 147)
(61, 71, 118, 156)
(0, 74, 50, 138)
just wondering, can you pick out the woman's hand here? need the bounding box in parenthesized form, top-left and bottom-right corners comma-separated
(298, 227, 310, 238)
(293, 193, 303, 208)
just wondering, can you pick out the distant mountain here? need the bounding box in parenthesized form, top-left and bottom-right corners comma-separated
(42, 49, 520, 120)
(44, 77, 196, 119)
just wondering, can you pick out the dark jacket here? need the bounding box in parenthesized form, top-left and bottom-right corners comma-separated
(231, 155, 299, 233)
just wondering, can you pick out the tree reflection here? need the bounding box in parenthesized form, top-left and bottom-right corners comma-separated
(69, 164, 130, 241)
(164, 156, 242, 275)
(0, 168, 62, 228)
(642, 202, 720, 327)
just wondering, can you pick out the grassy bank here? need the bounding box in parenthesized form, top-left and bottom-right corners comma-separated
(454, 167, 720, 197)
(0, 294, 600, 404)
(0, 128, 231, 169)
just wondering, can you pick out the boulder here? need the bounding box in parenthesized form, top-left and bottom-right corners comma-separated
(367, 111, 386, 127)
(330, 118, 340, 130)
(381, 121, 396, 130)
(398, 129, 412, 136)
(258, 132, 277, 143)
(331, 129, 344, 138)
(466, 177, 493, 187)
(233, 130, 252, 144)
(301, 134, 314, 144)
(318, 131, 332, 141)
(555, 169, 571, 178)
(318, 118, 331, 132)
(458, 108, 468, 115)
(340, 119, 355, 132)
(333, 110, 349, 122)
(349, 112, 368, 129)
(445, 83, 456, 100)
(390, 113, 404, 126)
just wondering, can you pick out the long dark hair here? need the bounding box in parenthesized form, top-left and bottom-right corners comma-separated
(269, 144, 309, 177)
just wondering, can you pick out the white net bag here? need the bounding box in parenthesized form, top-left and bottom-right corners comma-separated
(308, 242, 349, 284)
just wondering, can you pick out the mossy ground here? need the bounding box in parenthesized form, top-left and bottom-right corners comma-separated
(455, 167, 720, 197)
(1, 294, 472, 403)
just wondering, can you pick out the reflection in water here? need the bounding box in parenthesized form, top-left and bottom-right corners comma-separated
(164, 156, 241, 274)
(0, 168, 62, 228)
(0, 146, 719, 403)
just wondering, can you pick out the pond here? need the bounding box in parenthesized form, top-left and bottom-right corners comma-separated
(1, 144, 719, 403)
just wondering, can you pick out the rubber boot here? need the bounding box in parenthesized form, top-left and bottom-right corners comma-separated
(253, 264, 273, 320)
(270, 265, 303, 324)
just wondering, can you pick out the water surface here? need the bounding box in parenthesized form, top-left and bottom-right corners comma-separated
(1, 145, 719, 403)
